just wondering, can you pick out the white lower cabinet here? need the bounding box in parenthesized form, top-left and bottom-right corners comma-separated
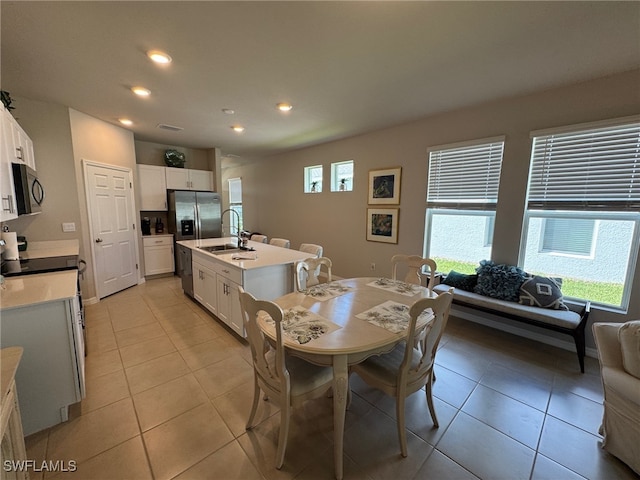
(216, 272, 242, 336)
(193, 260, 217, 315)
(0, 295, 85, 436)
(143, 235, 174, 276)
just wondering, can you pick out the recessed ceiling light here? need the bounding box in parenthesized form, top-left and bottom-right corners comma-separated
(131, 86, 151, 97)
(231, 125, 245, 133)
(119, 118, 133, 126)
(277, 103, 293, 112)
(147, 50, 172, 64)
(222, 108, 235, 115)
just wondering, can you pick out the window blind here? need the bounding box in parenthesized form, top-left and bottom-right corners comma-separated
(528, 121, 640, 211)
(427, 138, 504, 209)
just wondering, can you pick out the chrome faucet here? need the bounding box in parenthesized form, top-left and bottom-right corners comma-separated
(221, 208, 241, 248)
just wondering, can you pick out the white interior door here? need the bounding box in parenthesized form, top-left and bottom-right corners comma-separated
(85, 162, 138, 299)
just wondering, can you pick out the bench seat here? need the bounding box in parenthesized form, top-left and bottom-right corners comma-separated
(432, 284, 590, 372)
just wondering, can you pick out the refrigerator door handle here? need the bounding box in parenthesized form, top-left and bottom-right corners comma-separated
(193, 205, 199, 239)
(196, 204, 202, 239)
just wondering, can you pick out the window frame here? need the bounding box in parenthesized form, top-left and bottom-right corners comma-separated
(424, 136, 505, 269)
(304, 165, 323, 193)
(519, 116, 640, 310)
(330, 160, 354, 192)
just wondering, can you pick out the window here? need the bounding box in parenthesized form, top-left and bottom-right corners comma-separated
(540, 218, 595, 256)
(331, 160, 353, 192)
(520, 117, 640, 309)
(228, 177, 243, 234)
(424, 137, 505, 274)
(304, 165, 323, 193)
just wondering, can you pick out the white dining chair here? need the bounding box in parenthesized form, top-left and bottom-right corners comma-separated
(238, 287, 333, 469)
(299, 243, 323, 258)
(251, 234, 268, 243)
(269, 238, 291, 248)
(351, 288, 454, 457)
(391, 254, 437, 290)
(295, 257, 332, 290)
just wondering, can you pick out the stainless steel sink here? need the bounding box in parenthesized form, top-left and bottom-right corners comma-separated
(198, 245, 240, 253)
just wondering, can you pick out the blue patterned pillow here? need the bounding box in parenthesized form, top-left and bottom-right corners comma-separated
(443, 271, 478, 292)
(474, 260, 527, 302)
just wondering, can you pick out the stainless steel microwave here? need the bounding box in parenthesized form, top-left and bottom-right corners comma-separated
(12, 163, 44, 215)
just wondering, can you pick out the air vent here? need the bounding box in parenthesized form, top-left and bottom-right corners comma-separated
(157, 123, 183, 132)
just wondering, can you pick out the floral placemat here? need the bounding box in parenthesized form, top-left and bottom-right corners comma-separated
(301, 282, 353, 301)
(367, 278, 421, 297)
(356, 300, 430, 334)
(265, 306, 341, 344)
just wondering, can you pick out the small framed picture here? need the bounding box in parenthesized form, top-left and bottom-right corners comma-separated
(368, 167, 401, 204)
(366, 208, 399, 243)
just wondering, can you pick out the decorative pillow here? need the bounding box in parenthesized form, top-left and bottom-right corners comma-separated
(618, 320, 640, 379)
(443, 271, 478, 292)
(474, 260, 527, 302)
(519, 275, 568, 310)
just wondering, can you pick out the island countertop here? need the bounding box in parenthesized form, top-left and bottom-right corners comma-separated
(177, 237, 312, 270)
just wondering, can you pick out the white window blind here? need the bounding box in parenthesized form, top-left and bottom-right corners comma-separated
(528, 121, 640, 211)
(427, 137, 505, 209)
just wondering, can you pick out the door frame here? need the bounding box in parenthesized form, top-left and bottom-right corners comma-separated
(82, 159, 141, 299)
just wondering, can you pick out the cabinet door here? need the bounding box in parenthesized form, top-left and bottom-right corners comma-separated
(189, 169, 214, 191)
(216, 276, 243, 336)
(193, 261, 217, 315)
(138, 165, 167, 210)
(12, 123, 35, 169)
(144, 244, 174, 275)
(165, 168, 189, 190)
(0, 109, 18, 221)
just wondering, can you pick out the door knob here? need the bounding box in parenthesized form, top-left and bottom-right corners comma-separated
(95, 238, 103, 243)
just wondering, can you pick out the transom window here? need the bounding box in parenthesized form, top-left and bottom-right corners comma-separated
(304, 165, 323, 193)
(331, 160, 353, 192)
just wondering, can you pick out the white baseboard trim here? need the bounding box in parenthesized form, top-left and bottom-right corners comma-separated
(451, 306, 598, 359)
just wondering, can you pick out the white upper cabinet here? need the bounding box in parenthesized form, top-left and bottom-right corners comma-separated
(2, 110, 35, 170)
(165, 168, 213, 191)
(137, 164, 168, 211)
(1, 109, 19, 221)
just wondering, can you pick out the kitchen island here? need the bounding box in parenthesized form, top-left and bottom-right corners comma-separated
(177, 237, 313, 337)
(0, 271, 85, 435)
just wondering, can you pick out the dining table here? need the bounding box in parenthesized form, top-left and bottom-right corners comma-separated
(258, 277, 435, 480)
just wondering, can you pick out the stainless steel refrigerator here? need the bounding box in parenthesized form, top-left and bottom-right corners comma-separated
(167, 190, 221, 296)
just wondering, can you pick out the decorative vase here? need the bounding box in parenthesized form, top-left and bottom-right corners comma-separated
(164, 149, 186, 168)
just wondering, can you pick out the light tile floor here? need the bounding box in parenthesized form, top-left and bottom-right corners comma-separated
(25, 276, 637, 480)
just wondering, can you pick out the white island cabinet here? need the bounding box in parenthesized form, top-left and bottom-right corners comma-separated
(183, 238, 312, 337)
(0, 271, 85, 436)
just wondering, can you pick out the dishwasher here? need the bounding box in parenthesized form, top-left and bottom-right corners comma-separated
(177, 244, 193, 298)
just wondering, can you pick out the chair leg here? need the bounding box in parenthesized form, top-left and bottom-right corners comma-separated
(246, 377, 260, 430)
(396, 395, 408, 457)
(275, 401, 291, 469)
(426, 371, 439, 428)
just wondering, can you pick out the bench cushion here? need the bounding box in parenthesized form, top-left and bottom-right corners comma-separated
(433, 284, 582, 330)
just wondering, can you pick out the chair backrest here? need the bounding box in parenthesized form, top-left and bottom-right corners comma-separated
(391, 254, 437, 289)
(251, 234, 268, 244)
(295, 257, 332, 290)
(270, 238, 291, 248)
(299, 243, 323, 258)
(238, 287, 289, 396)
(402, 288, 454, 386)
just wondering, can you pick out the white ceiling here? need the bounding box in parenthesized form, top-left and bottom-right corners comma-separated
(2, 1, 639, 158)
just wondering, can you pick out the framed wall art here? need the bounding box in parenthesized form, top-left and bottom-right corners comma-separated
(366, 208, 399, 243)
(368, 167, 401, 204)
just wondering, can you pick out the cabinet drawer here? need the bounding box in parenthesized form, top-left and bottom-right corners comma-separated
(215, 262, 242, 284)
(143, 236, 173, 247)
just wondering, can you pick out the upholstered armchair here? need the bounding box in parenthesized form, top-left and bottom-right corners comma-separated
(592, 321, 640, 475)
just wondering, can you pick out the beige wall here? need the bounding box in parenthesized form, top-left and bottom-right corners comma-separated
(222, 69, 640, 349)
(134, 140, 210, 170)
